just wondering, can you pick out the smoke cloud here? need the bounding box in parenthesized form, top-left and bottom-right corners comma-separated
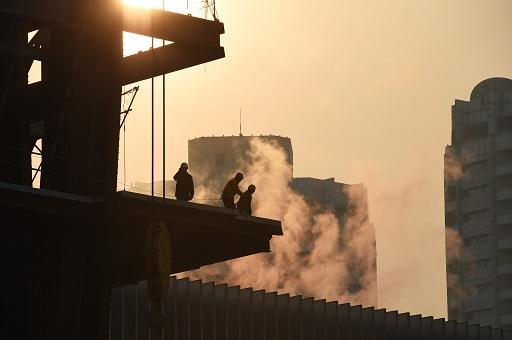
(444, 149, 465, 182)
(445, 227, 463, 302)
(179, 139, 377, 306)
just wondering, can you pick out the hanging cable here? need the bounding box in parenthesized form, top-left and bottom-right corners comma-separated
(122, 85, 126, 191)
(151, 35, 155, 199)
(162, 0, 166, 202)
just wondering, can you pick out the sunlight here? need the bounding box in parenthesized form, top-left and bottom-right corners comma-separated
(122, 0, 202, 16)
(122, 0, 212, 57)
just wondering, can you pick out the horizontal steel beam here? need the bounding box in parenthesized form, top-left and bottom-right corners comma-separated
(122, 43, 225, 85)
(123, 5, 224, 47)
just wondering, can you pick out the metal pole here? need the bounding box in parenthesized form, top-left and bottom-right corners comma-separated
(162, 0, 166, 202)
(151, 36, 154, 198)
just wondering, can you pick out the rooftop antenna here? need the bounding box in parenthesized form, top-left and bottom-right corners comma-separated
(239, 108, 243, 136)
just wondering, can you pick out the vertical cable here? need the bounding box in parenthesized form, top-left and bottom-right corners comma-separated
(162, 0, 166, 202)
(151, 36, 154, 198)
(122, 85, 126, 191)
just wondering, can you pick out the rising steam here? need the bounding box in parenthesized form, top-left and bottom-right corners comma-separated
(180, 139, 377, 306)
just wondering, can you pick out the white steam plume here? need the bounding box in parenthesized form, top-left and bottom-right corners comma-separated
(179, 138, 377, 306)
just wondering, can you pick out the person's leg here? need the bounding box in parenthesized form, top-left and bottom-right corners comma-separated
(222, 195, 235, 209)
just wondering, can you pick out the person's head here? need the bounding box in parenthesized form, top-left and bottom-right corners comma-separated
(235, 172, 243, 182)
(248, 184, 256, 194)
(180, 162, 188, 170)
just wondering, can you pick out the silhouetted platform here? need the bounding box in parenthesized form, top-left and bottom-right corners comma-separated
(112, 191, 282, 286)
(0, 182, 282, 287)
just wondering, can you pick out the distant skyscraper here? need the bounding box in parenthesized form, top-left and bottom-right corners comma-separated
(291, 177, 352, 221)
(188, 135, 293, 197)
(445, 78, 512, 329)
(291, 177, 376, 299)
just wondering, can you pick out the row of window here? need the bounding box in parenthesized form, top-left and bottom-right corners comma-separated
(465, 308, 493, 321)
(464, 234, 489, 247)
(462, 209, 490, 224)
(465, 283, 493, 297)
(463, 259, 492, 278)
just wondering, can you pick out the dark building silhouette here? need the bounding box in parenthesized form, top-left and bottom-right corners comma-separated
(445, 78, 512, 329)
(110, 276, 512, 339)
(0, 2, 284, 340)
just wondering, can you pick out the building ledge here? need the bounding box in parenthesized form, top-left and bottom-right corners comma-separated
(0, 183, 283, 287)
(111, 191, 283, 286)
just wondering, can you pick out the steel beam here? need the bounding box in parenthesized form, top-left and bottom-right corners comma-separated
(123, 5, 224, 47)
(122, 43, 225, 85)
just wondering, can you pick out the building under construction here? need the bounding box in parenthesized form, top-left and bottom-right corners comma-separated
(1, 1, 511, 339)
(0, 1, 282, 340)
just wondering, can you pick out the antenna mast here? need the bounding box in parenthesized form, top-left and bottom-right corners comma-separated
(239, 108, 242, 136)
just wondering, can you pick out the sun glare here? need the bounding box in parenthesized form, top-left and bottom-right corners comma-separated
(122, 0, 200, 15)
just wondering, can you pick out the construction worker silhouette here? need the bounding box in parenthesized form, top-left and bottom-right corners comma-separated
(237, 184, 256, 216)
(221, 172, 243, 209)
(173, 162, 194, 201)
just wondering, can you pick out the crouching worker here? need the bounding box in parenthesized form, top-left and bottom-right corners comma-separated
(222, 172, 244, 209)
(237, 184, 256, 216)
(173, 162, 194, 201)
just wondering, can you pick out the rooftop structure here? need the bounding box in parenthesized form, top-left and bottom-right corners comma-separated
(110, 276, 512, 340)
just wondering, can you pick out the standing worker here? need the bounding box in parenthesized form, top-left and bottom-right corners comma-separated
(221, 172, 244, 209)
(237, 184, 256, 216)
(173, 162, 194, 202)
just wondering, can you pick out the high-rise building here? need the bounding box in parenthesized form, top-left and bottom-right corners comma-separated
(291, 177, 355, 221)
(291, 177, 376, 301)
(445, 78, 512, 328)
(188, 135, 293, 196)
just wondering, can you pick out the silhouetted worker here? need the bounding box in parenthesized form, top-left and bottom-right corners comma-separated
(237, 184, 256, 216)
(221, 172, 243, 208)
(173, 162, 194, 201)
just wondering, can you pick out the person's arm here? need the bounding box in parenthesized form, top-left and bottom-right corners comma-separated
(173, 171, 179, 181)
(237, 186, 243, 196)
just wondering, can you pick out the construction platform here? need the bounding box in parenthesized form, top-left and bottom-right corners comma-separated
(0, 181, 282, 287)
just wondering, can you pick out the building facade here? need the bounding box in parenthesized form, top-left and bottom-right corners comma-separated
(188, 135, 293, 198)
(291, 177, 354, 221)
(445, 78, 512, 328)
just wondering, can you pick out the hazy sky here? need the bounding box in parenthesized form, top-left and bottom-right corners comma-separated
(119, 0, 512, 318)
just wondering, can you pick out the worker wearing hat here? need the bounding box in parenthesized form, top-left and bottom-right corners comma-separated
(173, 162, 194, 201)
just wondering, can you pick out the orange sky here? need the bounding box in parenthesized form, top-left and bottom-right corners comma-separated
(118, 0, 512, 318)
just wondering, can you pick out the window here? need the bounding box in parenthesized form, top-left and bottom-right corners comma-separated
(461, 185, 488, 200)
(465, 309, 493, 320)
(465, 161, 488, 182)
(215, 153, 225, 167)
(464, 235, 489, 247)
(465, 284, 492, 298)
(463, 209, 489, 225)
(462, 122, 488, 142)
(446, 185, 456, 201)
(463, 259, 492, 278)
(498, 116, 512, 133)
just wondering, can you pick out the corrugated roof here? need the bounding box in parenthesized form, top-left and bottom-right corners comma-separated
(111, 276, 511, 339)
